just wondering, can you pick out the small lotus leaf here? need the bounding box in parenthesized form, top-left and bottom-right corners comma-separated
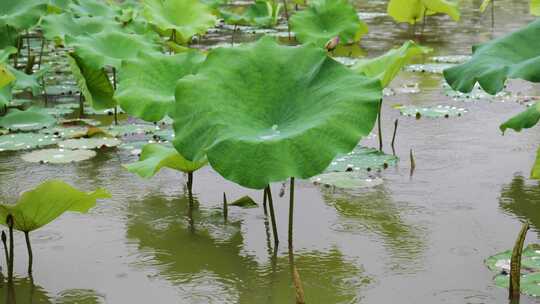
(0, 133, 58, 152)
(312, 172, 384, 189)
(58, 137, 121, 149)
(444, 19, 540, 95)
(494, 272, 540, 297)
(0, 107, 56, 131)
(116, 51, 205, 122)
(326, 146, 398, 172)
(387, 0, 460, 24)
(352, 40, 432, 87)
(0, 180, 110, 232)
(170, 37, 381, 189)
(106, 124, 158, 137)
(143, 0, 217, 44)
(290, 0, 368, 47)
(21, 148, 96, 163)
(398, 105, 467, 118)
(229, 196, 258, 208)
(124, 143, 207, 178)
(500, 102, 540, 134)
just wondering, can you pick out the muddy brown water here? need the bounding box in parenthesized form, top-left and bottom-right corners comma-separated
(1, 0, 540, 303)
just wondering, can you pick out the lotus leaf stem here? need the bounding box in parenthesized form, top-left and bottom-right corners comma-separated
(263, 188, 268, 216)
(25, 232, 33, 275)
(288, 249, 305, 304)
(391, 119, 398, 156)
(510, 222, 529, 300)
(112, 68, 118, 125)
(38, 35, 45, 69)
(288, 177, 295, 251)
(223, 192, 228, 222)
(6, 215, 14, 282)
(410, 148, 415, 177)
(378, 99, 383, 152)
(265, 186, 279, 248)
(282, 0, 291, 40)
(79, 93, 84, 118)
(421, 8, 427, 35)
(2, 231, 8, 278)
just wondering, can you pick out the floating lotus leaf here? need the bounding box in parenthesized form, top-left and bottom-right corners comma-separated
(406, 63, 455, 74)
(387, 0, 460, 24)
(500, 102, 540, 134)
(106, 124, 158, 137)
(0, 133, 58, 152)
(0, 0, 48, 30)
(58, 137, 121, 149)
(116, 51, 205, 122)
(9, 98, 34, 107)
(494, 273, 540, 297)
(0, 107, 56, 131)
(67, 53, 115, 110)
(311, 172, 384, 189)
(40, 126, 88, 139)
(398, 104, 467, 118)
(326, 146, 398, 172)
(0, 180, 110, 232)
(60, 118, 101, 127)
(485, 244, 540, 272)
(431, 55, 470, 64)
(40, 106, 74, 116)
(66, 30, 160, 69)
(290, 0, 368, 47)
(170, 37, 381, 189)
(444, 19, 540, 95)
(41, 13, 117, 43)
(153, 128, 174, 142)
(143, 0, 217, 44)
(443, 82, 510, 102)
(352, 40, 431, 88)
(124, 143, 207, 178)
(229, 196, 258, 208)
(21, 148, 96, 163)
(56, 102, 80, 109)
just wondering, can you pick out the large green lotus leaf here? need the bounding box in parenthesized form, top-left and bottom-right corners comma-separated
(170, 37, 382, 189)
(124, 143, 207, 178)
(290, 0, 368, 47)
(0, 180, 110, 232)
(0, 107, 56, 131)
(67, 53, 115, 110)
(0, 85, 12, 108)
(387, 0, 460, 24)
(444, 19, 540, 95)
(41, 13, 118, 43)
(116, 51, 205, 122)
(352, 40, 432, 88)
(66, 30, 160, 69)
(0, 133, 58, 152)
(143, 0, 217, 44)
(21, 148, 97, 163)
(0, 0, 48, 30)
(499, 102, 540, 133)
(0, 22, 18, 50)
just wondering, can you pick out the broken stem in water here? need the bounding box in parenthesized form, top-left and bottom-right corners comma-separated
(265, 185, 279, 248)
(378, 99, 383, 152)
(223, 192, 228, 222)
(509, 222, 529, 301)
(25, 231, 33, 275)
(391, 119, 398, 156)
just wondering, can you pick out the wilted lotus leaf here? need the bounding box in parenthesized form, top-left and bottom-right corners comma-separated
(0, 0, 48, 30)
(143, 0, 217, 44)
(290, 0, 368, 47)
(124, 143, 207, 178)
(58, 137, 121, 149)
(116, 51, 205, 122)
(398, 105, 467, 118)
(0, 133, 58, 152)
(352, 40, 431, 87)
(21, 148, 96, 163)
(0, 107, 56, 131)
(444, 19, 540, 95)
(0, 180, 110, 232)
(312, 172, 384, 189)
(170, 37, 381, 189)
(326, 146, 398, 172)
(387, 0, 460, 24)
(66, 30, 160, 69)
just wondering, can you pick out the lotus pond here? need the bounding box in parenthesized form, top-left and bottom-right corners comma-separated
(2, 0, 540, 303)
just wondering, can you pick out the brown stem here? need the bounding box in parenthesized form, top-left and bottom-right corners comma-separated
(410, 148, 416, 177)
(263, 188, 268, 216)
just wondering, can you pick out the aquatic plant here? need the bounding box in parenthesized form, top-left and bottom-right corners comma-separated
(387, 0, 460, 25)
(0, 180, 110, 274)
(0, 0, 48, 31)
(290, 0, 368, 47)
(221, 0, 282, 28)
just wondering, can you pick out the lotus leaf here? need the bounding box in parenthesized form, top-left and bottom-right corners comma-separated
(500, 102, 540, 133)
(0, 133, 58, 152)
(8, 66, 48, 95)
(0, 107, 56, 131)
(0, 64, 15, 89)
(0, 180, 110, 232)
(244, 1, 281, 28)
(0, 47, 16, 63)
(41, 13, 117, 43)
(444, 19, 540, 95)
(124, 143, 207, 178)
(326, 146, 398, 172)
(494, 273, 540, 297)
(0, 85, 12, 108)
(40, 126, 88, 139)
(0, 0, 48, 30)
(312, 172, 383, 189)
(485, 243, 540, 272)
(431, 55, 470, 63)
(398, 105, 467, 118)
(66, 30, 160, 69)
(21, 148, 96, 163)
(170, 37, 381, 189)
(143, 0, 217, 44)
(67, 53, 115, 110)
(533, 0, 540, 15)
(58, 137, 121, 149)
(116, 51, 205, 122)
(406, 63, 455, 74)
(532, 148, 540, 179)
(68, 0, 118, 18)
(0, 22, 18, 50)
(290, 0, 368, 47)
(229, 196, 258, 208)
(41, 106, 74, 116)
(352, 40, 432, 88)
(106, 124, 158, 137)
(387, 0, 460, 24)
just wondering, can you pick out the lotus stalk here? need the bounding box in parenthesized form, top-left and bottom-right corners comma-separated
(24, 231, 33, 275)
(510, 223, 530, 300)
(288, 249, 305, 304)
(112, 67, 118, 125)
(282, 0, 291, 40)
(288, 177, 295, 250)
(1, 231, 8, 278)
(6, 214, 13, 282)
(265, 186, 279, 248)
(391, 119, 398, 155)
(378, 99, 383, 152)
(223, 192, 228, 222)
(410, 148, 416, 177)
(263, 189, 268, 216)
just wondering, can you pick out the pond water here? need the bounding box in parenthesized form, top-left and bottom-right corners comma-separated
(1, 0, 540, 303)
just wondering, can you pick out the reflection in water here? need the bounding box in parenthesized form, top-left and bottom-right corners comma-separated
(0, 277, 103, 304)
(321, 186, 425, 269)
(126, 193, 369, 304)
(500, 175, 540, 233)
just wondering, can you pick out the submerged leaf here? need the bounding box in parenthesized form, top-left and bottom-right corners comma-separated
(444, 19, 540, 95)
(499, 102, 540, 133)
(170, 37, 381, 189)
(290, 0, 368, 47)
(0, 180, 110, 232)
(124, 143, 207, 178)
